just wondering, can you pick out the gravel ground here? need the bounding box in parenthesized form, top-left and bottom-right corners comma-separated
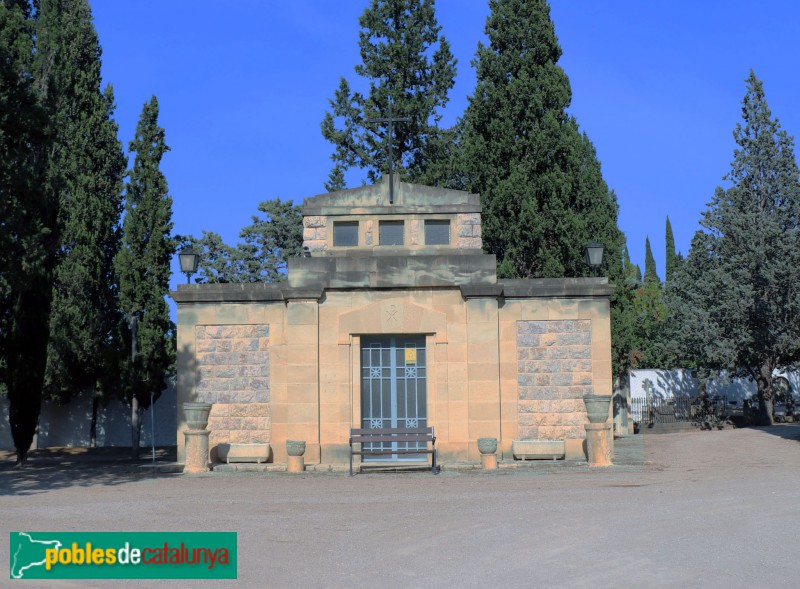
(2, 425, 799, 589)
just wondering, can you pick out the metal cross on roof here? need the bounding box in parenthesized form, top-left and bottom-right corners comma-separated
(367, 103, 410, 205)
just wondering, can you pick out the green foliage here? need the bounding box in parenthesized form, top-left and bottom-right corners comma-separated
(115, 96, 176, 408)
(461, 0, 622, 280)
(643, 237, 659, 284)
(321, 0, 457, 190)
(610, 243, 668, 372)
(0, 0, 57, 462)
(238, 199, 305, 282)
(407, 119, 468, 190)
(666, 71, 800, 424)
(665, 216, 678, 282)
(39, 0, 127, 402)
(183, 199, 303, 284)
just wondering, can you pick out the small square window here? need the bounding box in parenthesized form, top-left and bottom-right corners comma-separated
(333, 221, 358, 247)
(425, 220, 450, 245)
(379, 221, 404, 246)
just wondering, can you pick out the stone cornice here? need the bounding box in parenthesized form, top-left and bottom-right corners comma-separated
(499, 278, 614, 298)
(170, 276, 613, 304)
(170, 283, 286, 304)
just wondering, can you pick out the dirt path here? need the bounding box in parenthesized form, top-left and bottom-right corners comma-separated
(2, 426, 799, 588)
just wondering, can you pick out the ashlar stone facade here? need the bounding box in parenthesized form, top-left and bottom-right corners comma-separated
(172, 177, 614, 466)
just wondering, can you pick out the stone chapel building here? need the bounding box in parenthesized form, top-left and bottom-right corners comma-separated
(172, 178, 614, 466)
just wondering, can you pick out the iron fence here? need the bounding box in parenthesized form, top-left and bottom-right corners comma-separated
(632, 395, 745, 427)
(631, 396, 693, 424)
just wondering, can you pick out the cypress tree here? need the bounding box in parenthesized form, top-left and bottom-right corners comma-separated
(0, 0, 58, 464)
(665, 216, 677, 282)
(33, 0, 126, 406)
(320, 0, 456, 190)
(115, 96, 175, 457)
(644, 237, 659, 284)
(461, 0, 622, 279)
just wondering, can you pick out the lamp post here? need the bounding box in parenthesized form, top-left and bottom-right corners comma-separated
(585, 242, 605, 277)
(178, 247, 199, 284)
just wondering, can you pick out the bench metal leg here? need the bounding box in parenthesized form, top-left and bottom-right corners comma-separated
(432, 449, 438, 474)
(349, 449, 353, 477)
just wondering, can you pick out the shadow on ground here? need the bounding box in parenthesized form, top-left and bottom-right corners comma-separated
(0, 446, 179, 496)
(750, 422, 800, 442)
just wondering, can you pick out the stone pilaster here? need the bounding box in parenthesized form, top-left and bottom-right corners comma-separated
(465, 295, 501, 461)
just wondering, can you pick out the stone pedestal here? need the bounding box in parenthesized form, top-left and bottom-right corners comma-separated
(584, 423, 612, 467)
(480, 454, 498, 470)
(477, 437, 498, 469)
(287, 455, 305, 473)
(183, 429, 210, 473)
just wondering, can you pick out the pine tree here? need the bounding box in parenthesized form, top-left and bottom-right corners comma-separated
(644, 237, 659, 283)
(461, 0, 622, 279)
(38, 0, 126, 404)
(238, 199, 304, 282)
(115, 96, 175, 458)
(182, 231, 241, 284)
(665, 216, 677, 282)
(0, 0, 58, 464)
(320, 0, 456, 190)
(667, 71, 800, 424)
(183, 199, 304, 284)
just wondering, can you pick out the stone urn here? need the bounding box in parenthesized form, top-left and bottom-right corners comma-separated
(477, 437, 498, 455)
(183, 402, 212, 430)
(583, 395, 612, 424)
(286, 440, 306, 457)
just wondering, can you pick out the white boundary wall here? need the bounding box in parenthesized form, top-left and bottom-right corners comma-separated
(630, 369, 800, 402)
(0, 384, 176, 450)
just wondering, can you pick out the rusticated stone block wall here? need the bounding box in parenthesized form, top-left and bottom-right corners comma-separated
(195, 325, 271, 447)
(456, 213, 482, 249)
(516, 320, 592, 440)
(303, 215, 328, 253)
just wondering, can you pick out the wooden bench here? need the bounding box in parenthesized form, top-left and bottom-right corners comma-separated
(349, 426, 438, 476)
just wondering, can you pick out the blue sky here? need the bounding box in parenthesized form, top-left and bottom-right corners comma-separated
(90, 1, 800, 291)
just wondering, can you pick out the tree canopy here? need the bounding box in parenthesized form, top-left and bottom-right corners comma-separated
(460, 0, 622, 280)
(0, 0, 56, 463)
(115, 96, 176, 455)
(667, 71, 800, 424)
(1, 1, 174, 462)
(184, 199, 303, 284)
(321, 0, 457, 191)
(40, 0, 127, 403)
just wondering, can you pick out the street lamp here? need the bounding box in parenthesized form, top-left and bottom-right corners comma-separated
(178, 247, 199, 284)
(584, 242, 604, 276)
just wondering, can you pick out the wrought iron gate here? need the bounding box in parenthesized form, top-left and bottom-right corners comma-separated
(360, 335, 427, 460)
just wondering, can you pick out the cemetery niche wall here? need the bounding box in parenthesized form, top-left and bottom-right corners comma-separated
(171, 177, 614, 466)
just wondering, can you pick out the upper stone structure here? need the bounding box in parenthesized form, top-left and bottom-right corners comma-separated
(301, 176, 483, 256)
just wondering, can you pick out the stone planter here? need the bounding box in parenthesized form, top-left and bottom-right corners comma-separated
(286, 440, 306, 457)
(477, 437, 498, 455)
(183, 402, 212, 430)
(286, 440, 306, 473)
(512, 440, 565, 460)
(217, 443, 272, 464)
(584, 395, 612, 424)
